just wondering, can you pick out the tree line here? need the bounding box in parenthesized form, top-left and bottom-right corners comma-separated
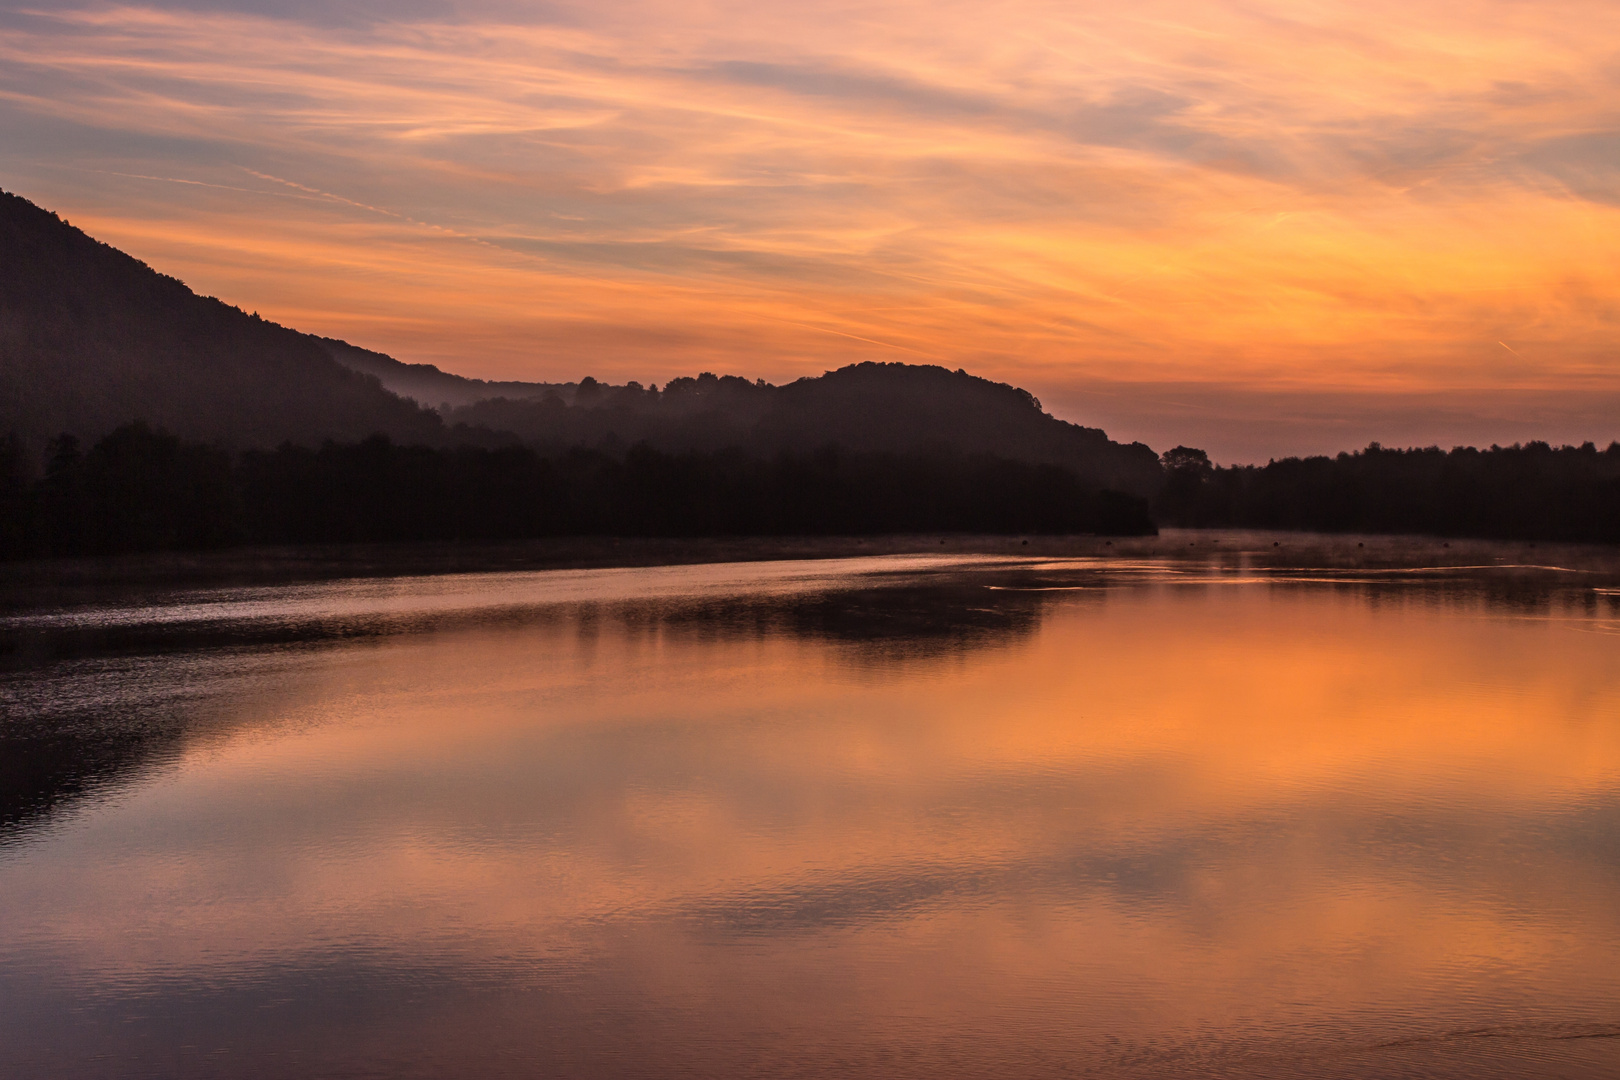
(442, 363, 1164, 496)
(0, 423, 1156, 559)
(1156, 441, 1620, 542)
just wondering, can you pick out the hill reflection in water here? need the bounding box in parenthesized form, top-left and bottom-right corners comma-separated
(1, 550, 1619, 1078)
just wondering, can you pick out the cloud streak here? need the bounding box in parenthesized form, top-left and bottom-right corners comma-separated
(1, 0, 1617, 456)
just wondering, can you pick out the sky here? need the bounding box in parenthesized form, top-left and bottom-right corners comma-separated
(2, 0, 1617, 461)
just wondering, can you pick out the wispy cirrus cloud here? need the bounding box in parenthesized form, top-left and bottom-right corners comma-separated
(1, 0, 1618, 456)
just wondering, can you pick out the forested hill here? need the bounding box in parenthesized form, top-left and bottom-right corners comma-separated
(416, 365, 1163, 495)
(324, 339, 566, 409)
(1, 189, 1158, 494)
(0, 190, 444, 454)
(773, 364, 1161, 493)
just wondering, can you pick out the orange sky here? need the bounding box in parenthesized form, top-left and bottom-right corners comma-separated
(1, 0, 1617, 459)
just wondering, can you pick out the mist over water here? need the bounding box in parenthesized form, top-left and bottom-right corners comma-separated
(3, 550, 1619, 1078)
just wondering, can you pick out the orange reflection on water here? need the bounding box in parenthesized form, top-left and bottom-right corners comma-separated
(1, 564, 1618, 1077)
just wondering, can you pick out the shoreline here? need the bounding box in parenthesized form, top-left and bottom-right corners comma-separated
(4, 530, 1619, 611)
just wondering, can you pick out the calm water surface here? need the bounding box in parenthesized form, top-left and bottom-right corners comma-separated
(3, 551, 1619, 1078)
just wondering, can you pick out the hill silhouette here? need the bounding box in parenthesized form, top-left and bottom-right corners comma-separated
(353, 362, 1162, 495)
(0, 189, 1162, 550)
(0, 190, 445, 456)
(324, 338, 565, 409)
(1, 188, 1158, 495)
(8, 189, 1617, 550)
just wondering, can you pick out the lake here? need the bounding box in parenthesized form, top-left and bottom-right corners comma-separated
(3, 541, 1619, 1078)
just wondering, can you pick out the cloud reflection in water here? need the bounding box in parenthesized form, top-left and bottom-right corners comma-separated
(1, 554, 1618, 1078)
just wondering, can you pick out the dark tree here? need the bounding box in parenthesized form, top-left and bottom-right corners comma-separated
(1156, 441, 1620, 543)
(0, 424, 1155, 560)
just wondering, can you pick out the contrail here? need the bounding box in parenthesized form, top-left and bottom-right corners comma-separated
(99, 170, 328, 203)
(770, 319, 947, 360)
(239, 168, 405, 221)
(238, 167, 507, 251)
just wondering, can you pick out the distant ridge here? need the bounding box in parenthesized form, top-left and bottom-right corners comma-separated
(1, 189, 1159, 493)
(0, 190, 444, 455)
(323, 338, 564, 409)
(328, 350, 1162, 494)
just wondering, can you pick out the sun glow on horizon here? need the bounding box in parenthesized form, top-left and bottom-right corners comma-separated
(2, 0, 1618, 458)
